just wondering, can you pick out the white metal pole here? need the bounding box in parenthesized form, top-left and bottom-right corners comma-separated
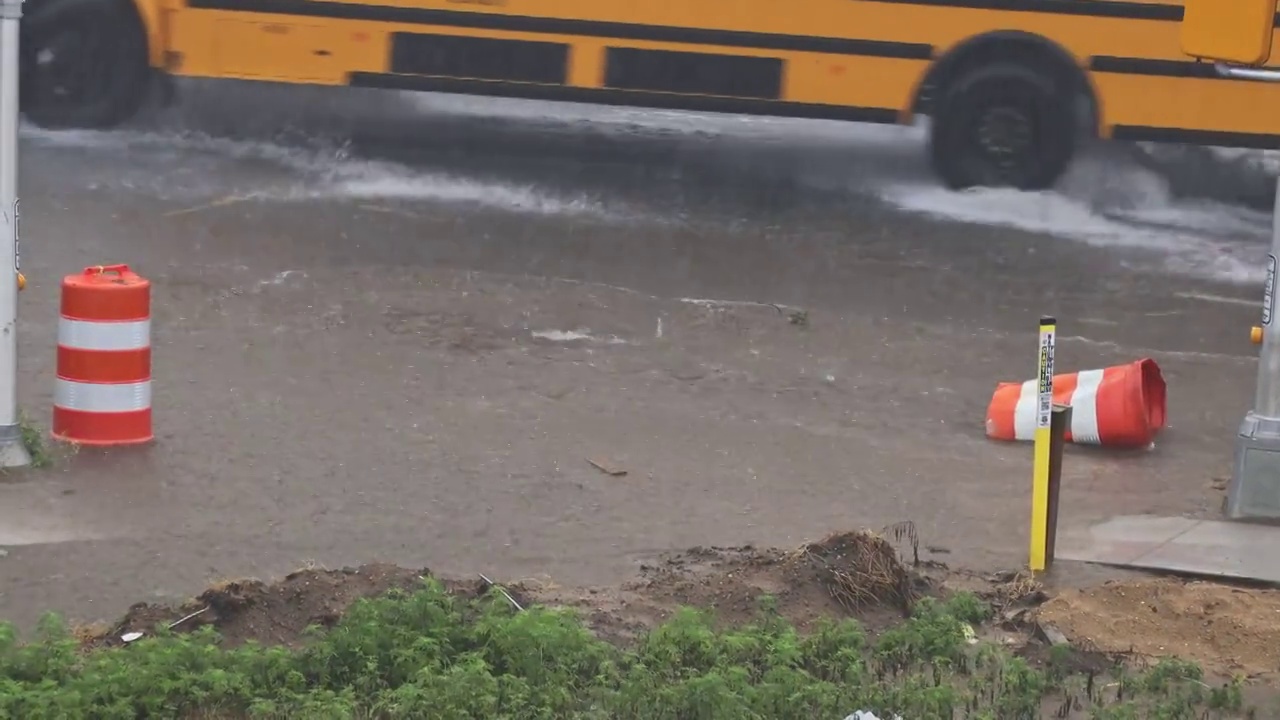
(1201, 63, 1280, 517)
(0, 0, 30, 468)
(1226, 174, 1280, 518)
(1256, 186, 1280, 419)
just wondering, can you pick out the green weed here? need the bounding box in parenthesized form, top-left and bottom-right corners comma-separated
(18, 413, 52, 469)
(0, 582, 1257, 718)
(11, 412, 76, 470)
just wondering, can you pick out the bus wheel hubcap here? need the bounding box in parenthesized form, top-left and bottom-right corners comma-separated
(30, 27, 103, 106)
(975, 106, 1034, 172)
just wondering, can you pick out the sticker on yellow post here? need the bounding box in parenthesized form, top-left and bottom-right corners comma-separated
(1181, 0, 1276, 66)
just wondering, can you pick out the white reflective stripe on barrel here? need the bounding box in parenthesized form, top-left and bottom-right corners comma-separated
(1012, 379, 1037, 440)
(54, 379, 151, 413)
(1068, 369, 1105, 444)
(1011, 370, 1107, 444)
(57, 318, 150, 351)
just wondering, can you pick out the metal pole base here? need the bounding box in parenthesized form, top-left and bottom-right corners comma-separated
(1226, 411, 1280, 519)
(0, 423, 29, 468)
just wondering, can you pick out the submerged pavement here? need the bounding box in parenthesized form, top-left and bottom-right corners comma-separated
(0, 80, 1265, 629)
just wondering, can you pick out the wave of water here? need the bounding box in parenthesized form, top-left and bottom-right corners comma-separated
(21, 124, 618, 219)
(875, 147, 1269, 285)
(406, 95, 1273, 285)
(21, 93, 1280, 286)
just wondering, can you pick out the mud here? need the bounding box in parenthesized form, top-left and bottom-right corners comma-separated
(532, 527, 942, 645)
(1037, 578, 1280, 678)
(82, 528, 949, 650)
(75, 525, 1280, 694)
(90, 563, 432, 649)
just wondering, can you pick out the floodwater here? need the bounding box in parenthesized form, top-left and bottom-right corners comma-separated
(0, 78, 1264, 630)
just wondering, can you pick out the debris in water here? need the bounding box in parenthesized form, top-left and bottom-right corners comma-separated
(532, 329, 629, 345)
(533, 329, 592, 342)
(163, 192, 258, 217)
(587, 457, 628, 477)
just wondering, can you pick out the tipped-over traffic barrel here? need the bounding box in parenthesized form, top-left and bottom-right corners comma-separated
(985, 358, 1166, 448)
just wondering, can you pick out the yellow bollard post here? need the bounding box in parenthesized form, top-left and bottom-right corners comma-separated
(1029, 316, 1056, 572)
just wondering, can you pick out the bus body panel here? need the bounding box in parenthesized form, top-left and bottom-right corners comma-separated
(134, 0, 173, 68)
(121, 0, 1280, 151)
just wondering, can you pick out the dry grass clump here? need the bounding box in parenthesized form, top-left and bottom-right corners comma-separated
(789, 528, 917, 614)
(990, 570, 1042, 610)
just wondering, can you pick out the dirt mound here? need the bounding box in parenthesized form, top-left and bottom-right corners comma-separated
(91, 563, 431, 648)
(80, 527, 940, 650)
(531, 528, 935, 643)
(74, 531, 1280, 686)
(1036, 578, 1280, 677)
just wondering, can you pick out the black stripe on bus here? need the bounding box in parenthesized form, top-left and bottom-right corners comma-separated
(186, 0, 935, 59)
(1089, 56, 1229, 79)
(860, 0, 1181, 22)
(391, 33, 569, 84)
(1111, 125, 1280, 150)
(604, 47, 783, 100)
(874, 0, 1280, 29)
(349, 72, 903, 124)
(1090, 56, 1280, 81)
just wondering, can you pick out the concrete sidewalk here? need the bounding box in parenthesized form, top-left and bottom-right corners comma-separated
(1060, 514, 1280, 583)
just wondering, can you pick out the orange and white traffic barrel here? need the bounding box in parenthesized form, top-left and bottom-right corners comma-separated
(52, 265, 152, 446)
(985, 358, 1166, 448)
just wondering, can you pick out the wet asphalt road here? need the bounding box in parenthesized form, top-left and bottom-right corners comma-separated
(0, 80, 1269, 630)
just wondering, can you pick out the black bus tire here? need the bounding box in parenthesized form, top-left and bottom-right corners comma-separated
(928, 63, 1076, 191)
(21, 0, 151, 129)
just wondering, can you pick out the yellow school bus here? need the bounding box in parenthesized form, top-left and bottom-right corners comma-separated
(18, 0, 1280, 190)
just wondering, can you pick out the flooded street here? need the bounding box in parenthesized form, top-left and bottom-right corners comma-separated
(0, 80, 1266, 629)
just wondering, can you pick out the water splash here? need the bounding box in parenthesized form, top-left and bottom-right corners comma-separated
(21, 123, 617, 218)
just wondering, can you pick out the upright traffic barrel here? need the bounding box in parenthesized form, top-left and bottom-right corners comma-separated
(53, 265, 153, 446)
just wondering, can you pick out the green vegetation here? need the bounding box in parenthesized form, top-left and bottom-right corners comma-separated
(17, 412, 52, 470)
(12, 411, 74, 470)
(0, 580, 1253, 719)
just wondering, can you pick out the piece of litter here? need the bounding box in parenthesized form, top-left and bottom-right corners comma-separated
(168, 606, 209, 630)
(121, 632, 144, 643)
(1036, 622, 1071, 647)
(587, 457, 627, 477)
(0, 549, 8, 558)
(962, 623, 978, 645)
(478, 573, 524, 611)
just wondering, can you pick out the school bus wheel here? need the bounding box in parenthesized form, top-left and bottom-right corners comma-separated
(20, 0, 152, 129)
(928, 63, 1076, 191)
